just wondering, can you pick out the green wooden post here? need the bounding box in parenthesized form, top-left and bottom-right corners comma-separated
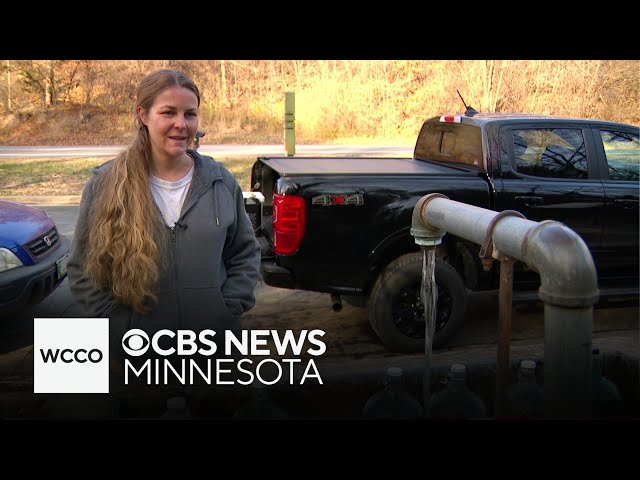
(284, 92, 295, 156)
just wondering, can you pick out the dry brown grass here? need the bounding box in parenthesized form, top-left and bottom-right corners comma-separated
(0, 156, 256, 197)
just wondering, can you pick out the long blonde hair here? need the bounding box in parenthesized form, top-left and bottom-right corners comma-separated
(84, 69, 201, 314)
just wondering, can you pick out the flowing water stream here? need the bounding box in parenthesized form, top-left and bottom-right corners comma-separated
(421, 246, 437, 415)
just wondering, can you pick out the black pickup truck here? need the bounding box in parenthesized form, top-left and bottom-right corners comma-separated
(245, 112, 639, 352)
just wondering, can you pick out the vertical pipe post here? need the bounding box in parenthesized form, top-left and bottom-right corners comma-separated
(284, 92, 295, 156)
(494, 255, 515, 418)
(543, 305, 593, 417)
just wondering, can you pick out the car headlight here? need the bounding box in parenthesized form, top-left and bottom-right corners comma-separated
(0, 248, 23, 273)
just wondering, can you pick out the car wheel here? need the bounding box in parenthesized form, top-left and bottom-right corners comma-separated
(368, 252, 467, 353)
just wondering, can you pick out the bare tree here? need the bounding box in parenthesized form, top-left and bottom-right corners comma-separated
(0, 60, 638, 144)
(5, 59, 11, 112)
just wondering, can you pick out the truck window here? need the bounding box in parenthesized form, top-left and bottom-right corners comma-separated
(512, 128, 588, 179)
(599, 130, 640, 181)
(415, 123, 483, 168)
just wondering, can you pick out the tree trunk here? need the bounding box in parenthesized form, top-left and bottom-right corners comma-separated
(5, 60, 11, 112)
(220, 60, 229, 108)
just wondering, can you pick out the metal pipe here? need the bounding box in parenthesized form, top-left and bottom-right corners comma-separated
(330, 293, 342, 312)
(412, 195, 599, 418)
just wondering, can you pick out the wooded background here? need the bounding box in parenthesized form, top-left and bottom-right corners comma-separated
(0, 60, 638, 145)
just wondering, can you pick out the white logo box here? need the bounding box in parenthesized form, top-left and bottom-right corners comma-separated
(34, 318, 109, 394)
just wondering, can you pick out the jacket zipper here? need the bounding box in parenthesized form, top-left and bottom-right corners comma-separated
(170, 223, 182, 329)
(166, 164, 223, 328)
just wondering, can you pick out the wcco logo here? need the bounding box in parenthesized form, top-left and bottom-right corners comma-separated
(40, 348, 104, 364)
(34, 318, 109, 394)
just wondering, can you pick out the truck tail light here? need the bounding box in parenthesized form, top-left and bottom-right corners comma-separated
(273, 194, 306, 255)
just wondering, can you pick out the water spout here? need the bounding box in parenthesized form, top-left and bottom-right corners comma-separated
(410, 194, 447, 248)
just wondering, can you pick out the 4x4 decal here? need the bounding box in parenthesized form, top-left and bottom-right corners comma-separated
(312, 194, 364, 206)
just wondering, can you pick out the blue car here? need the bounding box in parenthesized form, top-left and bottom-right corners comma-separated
(0, 200, 71, 315)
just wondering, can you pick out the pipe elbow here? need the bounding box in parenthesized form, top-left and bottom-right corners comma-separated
(523, 221, 599, 307)
(410, 194, 447, 247)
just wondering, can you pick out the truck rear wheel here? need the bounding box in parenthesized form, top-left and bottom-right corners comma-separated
(368, 252, 467, 353)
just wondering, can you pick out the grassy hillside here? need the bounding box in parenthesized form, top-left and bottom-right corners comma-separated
(1, 60, 637, 147)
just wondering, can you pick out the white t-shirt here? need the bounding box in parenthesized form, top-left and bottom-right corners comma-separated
(150, 164, 194, 227)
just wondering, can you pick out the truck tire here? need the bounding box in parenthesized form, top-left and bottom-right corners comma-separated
(368, 252, 467, 353)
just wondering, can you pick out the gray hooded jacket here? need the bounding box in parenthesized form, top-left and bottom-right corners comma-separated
(67, 150, 261, 351)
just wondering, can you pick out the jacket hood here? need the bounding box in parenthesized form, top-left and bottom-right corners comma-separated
(93, 149, 223, 184)
(91, 148, 229, 235)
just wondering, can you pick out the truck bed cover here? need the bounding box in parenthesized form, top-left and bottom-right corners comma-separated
(259, 156, 477, 176)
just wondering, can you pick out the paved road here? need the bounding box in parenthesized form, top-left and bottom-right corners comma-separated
(0, 144, 414, 159)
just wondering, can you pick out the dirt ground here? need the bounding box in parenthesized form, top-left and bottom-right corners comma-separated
(242, 283, 384, 361)
(242, 281, 639, 364)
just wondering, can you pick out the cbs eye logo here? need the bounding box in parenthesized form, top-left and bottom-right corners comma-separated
(122, 329, 150, 356)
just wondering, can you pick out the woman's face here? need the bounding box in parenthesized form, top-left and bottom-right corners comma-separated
(138, 86, 199, 161)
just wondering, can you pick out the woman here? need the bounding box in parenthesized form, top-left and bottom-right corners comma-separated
(68, 69, 261, 361)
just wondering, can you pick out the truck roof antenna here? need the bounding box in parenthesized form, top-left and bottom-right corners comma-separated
(457, 90, 479, 117)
